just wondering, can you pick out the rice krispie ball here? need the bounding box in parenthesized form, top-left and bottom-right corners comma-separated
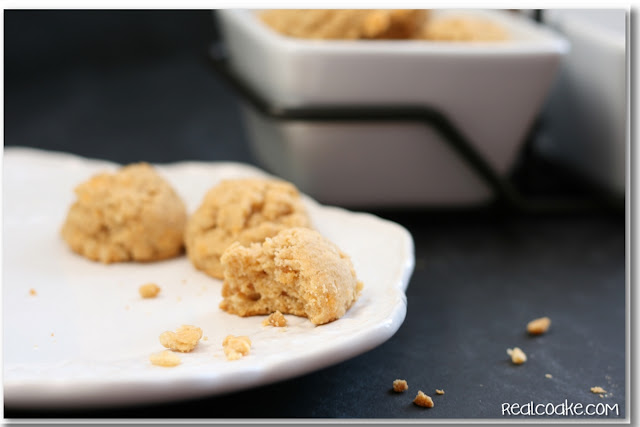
(185, 178, 311, 279)
(220, 227, 363, 326)
(61, 163, 187, 263)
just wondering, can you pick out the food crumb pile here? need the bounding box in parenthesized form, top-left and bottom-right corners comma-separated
(391, 380, 442, 408)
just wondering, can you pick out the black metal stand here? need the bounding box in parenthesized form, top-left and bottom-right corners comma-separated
(207, 44, 623, 214)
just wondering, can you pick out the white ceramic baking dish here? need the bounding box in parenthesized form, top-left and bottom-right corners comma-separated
(217, 9, 568, 207)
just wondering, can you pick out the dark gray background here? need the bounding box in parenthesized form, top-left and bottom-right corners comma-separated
(4, 10, 626, 420)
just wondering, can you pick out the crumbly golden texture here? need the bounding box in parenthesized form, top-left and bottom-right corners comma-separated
(591, 386, 607, 394)
(262, 310, 287, 327)
(392, 379, 408, 392)
(220, 227, 363, 326)
(223, 335, 252, 360)
(61, 163, 187, 263)
(527, 316, 551, 335)
(260, 9, 428, 40)
(413, 391, 434, 408)
(149, 350, 181, 367)
(159, 325, 203, 352)
(185, 178, 311, 279)
(420, 16, 507, 41)
(435, 389, 445, 395)
(507, 347, 527, 365)
(29, 288, 37, 296)
(139, 283, 161, 298)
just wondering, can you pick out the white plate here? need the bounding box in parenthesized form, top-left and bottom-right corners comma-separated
(3, 147, 414, 409)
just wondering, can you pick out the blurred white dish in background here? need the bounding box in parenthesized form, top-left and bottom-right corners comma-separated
(217, 9, 568, 207)
(3, 147, 413, 408)
(535, 9, 627, 196)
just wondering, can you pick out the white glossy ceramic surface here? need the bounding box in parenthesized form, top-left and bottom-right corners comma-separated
(3, 148, 414, 409)
(218, 9, 568, 207)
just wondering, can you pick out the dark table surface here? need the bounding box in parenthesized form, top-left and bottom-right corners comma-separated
(4, 10, 626, 421)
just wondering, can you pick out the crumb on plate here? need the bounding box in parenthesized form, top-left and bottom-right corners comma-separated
(150, 350, 181, 367)
(29, 288, 37, 296)
(545, 374, 553, 379)
(262, 310, 288, 327)
(435, 389, 445, 395)
(591, 386, 606, 394)
(159, 325, 203, 352)
(392, 379, 408, 392)
(223, 335, 252, 361)
(139, 283, 161, 298)
(413, 390, 434, 408)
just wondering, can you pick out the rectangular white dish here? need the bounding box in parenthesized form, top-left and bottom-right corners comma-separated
(218, 9, 568, 207)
